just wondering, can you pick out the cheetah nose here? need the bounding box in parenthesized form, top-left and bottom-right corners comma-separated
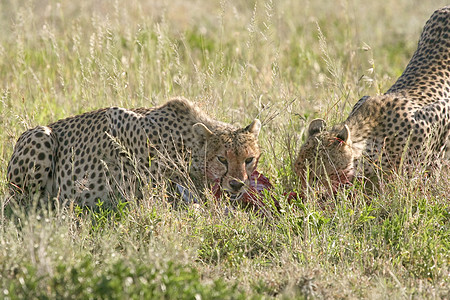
(229, 180, 244, 191)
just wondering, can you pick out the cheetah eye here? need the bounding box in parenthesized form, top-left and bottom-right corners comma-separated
(245, 157, 254, 165)
(217, 156, 228, 165)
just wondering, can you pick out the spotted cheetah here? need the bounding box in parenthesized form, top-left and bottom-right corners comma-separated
(7, 98, 261, 206)
(294, 6, 450, 190)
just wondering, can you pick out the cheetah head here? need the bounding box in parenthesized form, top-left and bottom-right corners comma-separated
(294, 119, 355, 191)
(193, 120, 261, 199)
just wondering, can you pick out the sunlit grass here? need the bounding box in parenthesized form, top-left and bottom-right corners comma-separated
(1, 0, 449, 298)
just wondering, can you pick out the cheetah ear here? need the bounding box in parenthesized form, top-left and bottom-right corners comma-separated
(245, 119, 261, 138)
(193, 123, 213, 140)
(307, 118, 326, 136)
(336, 124, 351, 143)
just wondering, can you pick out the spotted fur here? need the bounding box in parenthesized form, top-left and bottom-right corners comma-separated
(294, 6, 450, 189)
(7, 98, 261, 206)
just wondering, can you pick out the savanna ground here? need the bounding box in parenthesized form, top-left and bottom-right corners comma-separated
(0, 0, 449, 298)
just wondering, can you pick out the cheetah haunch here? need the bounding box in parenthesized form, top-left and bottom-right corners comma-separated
(295, 6, 450, 190)
(7, 98, 261, 206)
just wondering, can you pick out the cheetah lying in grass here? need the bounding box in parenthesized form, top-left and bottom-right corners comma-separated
(294, 6, 450, 190)
(7, 98, 261, 206)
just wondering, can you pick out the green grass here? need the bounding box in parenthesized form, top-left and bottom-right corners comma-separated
(1, 0, 449, 298)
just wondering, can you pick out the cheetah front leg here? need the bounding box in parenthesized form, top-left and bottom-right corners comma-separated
(7, 126, 58, 202)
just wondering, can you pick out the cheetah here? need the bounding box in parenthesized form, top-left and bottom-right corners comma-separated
(294, 6, 450, 190)
(6, 98, 262, 206)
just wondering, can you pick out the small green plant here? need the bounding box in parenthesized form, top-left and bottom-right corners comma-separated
(5, 256, 246, 299)
(86, 200, 129, 232)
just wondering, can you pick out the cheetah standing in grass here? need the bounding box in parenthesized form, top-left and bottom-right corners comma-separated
(7, 98, 262, 206)
(294, 6, 450, 190)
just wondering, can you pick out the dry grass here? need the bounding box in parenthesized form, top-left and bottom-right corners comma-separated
(1, 0, 449, 298)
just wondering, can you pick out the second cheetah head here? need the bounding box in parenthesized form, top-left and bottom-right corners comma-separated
(294, 119, 355, 191)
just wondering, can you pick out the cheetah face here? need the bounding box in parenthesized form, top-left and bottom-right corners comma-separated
(194, 120, 261, 199)
(294, 119, 355, 191)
